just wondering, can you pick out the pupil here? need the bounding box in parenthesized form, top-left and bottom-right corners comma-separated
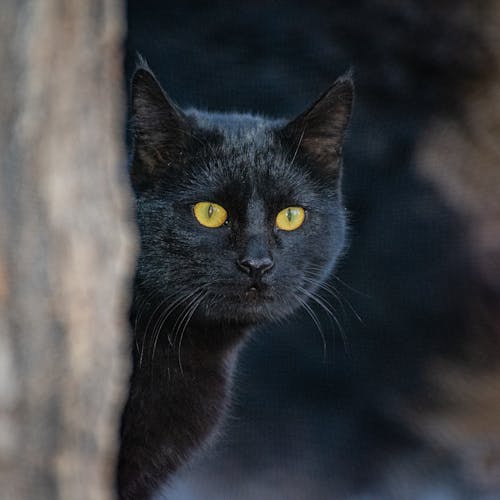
(208, 204, 214, 218)
(287, 209, 293, 221)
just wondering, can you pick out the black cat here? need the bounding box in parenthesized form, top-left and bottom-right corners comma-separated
(117, 64, 353, 499)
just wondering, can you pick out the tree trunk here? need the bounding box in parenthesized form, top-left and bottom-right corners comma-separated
(0, 1, 134, 499)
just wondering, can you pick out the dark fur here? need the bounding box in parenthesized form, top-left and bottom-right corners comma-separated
(117, 66, 353, 499)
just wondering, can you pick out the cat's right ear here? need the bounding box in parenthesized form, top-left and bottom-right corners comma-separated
(279, 73, 354, 177)
(131, 67, 190, 184)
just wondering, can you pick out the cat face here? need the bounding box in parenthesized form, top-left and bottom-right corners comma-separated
(131, 67, 353, 326)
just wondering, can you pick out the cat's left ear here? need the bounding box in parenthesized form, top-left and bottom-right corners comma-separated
(280, 73, 354, 175)
(130, 65, 191, 183)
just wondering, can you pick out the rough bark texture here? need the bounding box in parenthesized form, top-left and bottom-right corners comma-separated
(0, 1, 134, 499)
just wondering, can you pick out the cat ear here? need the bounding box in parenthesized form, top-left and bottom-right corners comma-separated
(131, 66, 190, 179)
(280, 73, 353, 175)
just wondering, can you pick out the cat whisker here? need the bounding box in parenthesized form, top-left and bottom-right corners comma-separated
(298, 284, 351, 358)
(306, 263, 370, 298)
(292, 289, 328, 362)
(169, 289, 203, 349)
(155, 288, 200, 342)
(151, 286, 208, 365)
(332, 274, 371, 299)
(141, 294, 175, 368)
(302, 272, 348, 320)
(303, 270, 365, 326)
(175, 291, 208, 376)
(289, 127, 306, 167)
(132, 287, 158, 355)
(140, 285, 197, 367)
(153, 288, 202, 380)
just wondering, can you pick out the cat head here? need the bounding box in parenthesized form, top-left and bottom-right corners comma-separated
(130, 65, 353, 328)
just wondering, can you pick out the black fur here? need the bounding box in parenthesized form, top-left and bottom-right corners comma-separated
(117, 66, 353, 499)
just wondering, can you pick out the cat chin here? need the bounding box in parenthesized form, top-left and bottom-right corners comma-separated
(196, 300, 298, 327)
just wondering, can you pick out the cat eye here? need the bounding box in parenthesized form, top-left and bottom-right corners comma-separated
(193, 202, 228, 228)
(276, 206, 305, 231)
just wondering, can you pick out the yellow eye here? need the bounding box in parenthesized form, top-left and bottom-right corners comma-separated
(276, 206, 305, 231)
(193, 202, 228, 228)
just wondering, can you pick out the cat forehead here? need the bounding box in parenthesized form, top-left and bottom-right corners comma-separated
(181, 152, 317, 211)
(187, 109, 302, 180)
(189, 110, 286, 158)
(187, 109, 283, 139)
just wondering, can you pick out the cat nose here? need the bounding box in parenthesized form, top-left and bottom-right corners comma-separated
(237, 256, 274, 278)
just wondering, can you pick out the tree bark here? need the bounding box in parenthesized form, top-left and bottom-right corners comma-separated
(0, 1, 134, 499)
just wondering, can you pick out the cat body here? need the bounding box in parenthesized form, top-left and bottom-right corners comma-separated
(118, 66, 353, 499)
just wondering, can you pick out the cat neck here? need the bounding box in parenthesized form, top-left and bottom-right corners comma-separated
(132, 309, 251, 367)
(118, 312, 249, 500)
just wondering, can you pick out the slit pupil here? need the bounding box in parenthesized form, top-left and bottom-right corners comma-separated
(208, 204, 214, 218)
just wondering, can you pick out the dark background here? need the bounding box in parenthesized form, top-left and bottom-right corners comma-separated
(125, 1, 487, 498)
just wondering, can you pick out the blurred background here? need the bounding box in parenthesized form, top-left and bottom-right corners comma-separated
(126, 1, 500, 499)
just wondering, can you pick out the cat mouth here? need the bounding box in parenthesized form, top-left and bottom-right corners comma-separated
(211, 282, 275, 310)
(221, 284, 274, 306)
(202, 283, 290, 324)
(245, 286, 266, 301)
(244, 281, 274, 301)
